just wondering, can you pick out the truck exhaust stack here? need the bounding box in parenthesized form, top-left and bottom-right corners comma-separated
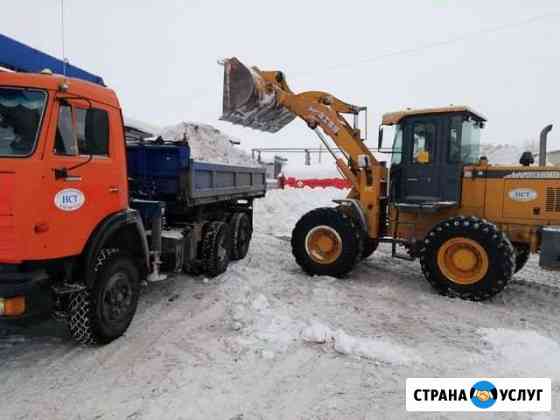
(220, 57, 295, 133)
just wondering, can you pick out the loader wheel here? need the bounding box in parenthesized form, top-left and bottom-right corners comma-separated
(514, 244, 530, 273)
(230, 212, 252, 260)
(362, 238, 379, 259)
(69, 250, 140, 345)
(202, 221, 232, 277)
(419, 217, 515, 301)
(291, 207, 363, 277)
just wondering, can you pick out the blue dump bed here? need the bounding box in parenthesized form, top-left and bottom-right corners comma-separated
(126, 142, 266, 206)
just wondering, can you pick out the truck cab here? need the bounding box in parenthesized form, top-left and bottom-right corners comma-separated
(0, 72, 129, 265)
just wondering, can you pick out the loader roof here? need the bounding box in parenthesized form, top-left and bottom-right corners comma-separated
(381, 106, 486, 125)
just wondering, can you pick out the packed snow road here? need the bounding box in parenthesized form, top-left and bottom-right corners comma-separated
(1, 188, 559, 420)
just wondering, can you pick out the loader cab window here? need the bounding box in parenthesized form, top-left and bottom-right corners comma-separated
(448, 116, 462, 163)
(461, 118, 482, 165)
(391, 125, 403, 165)
(0, 88, 47, 157)
(412, 122, 435, 164)
(448, 115, 482, 165)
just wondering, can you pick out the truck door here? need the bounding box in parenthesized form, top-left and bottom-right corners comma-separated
(44, 99, 126, 257)
(402, 117, 440, 202)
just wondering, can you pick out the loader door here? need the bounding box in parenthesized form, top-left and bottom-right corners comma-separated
(402, 117, 440, 202)
(391, 115, 463, 206)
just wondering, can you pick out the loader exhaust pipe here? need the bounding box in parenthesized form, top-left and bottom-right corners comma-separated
(220, 57, 295, 133)
(539, 124, 553, 166)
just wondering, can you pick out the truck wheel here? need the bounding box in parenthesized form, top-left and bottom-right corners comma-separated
(514, 244, 530, 273)
(291, 207, 363, 277)
(419, 217, 515, 301)
(202, 221, 232, 277)
(230, 212, 252, 260)
(69, 250, 140, 344)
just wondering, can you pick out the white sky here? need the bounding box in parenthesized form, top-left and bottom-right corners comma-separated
(2, 0, 559, 159)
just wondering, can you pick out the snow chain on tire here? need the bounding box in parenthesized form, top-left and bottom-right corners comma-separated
(230, 212, 252, 261)
(69, 248, 139, 345)
(68, 289, 95, 345)
(202, 221, 232, 277)
(419, 216, 515, 301)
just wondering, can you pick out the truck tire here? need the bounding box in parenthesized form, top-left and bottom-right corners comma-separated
(202, 221, 232, 277)
(291, 207, 363, 278)
(230, 212, 252, 260)
(419, 216, 515, 301)
(69, 249, 140, 344)
(514, 244, 530, 273)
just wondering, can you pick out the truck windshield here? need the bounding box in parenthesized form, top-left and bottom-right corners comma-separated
(0, 88, 47, 157)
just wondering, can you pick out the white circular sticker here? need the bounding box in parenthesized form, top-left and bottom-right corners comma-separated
(54, 188, 86, 211)
(508, 188, 537, 202)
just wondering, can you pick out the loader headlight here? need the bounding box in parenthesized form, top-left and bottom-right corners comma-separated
(0, 296, 26, 316)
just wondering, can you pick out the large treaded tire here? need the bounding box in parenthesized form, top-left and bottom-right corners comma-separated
(419, 216, 515, 301)
(69, 249, 140, 345)
(361, 239, 379, 260)
(202, 221, 232, 277)
(291, 207, 363, 278)
(230, 212, 252, 261)
(514, 244, 530, 273)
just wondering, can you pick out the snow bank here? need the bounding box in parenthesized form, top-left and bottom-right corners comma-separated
(480, 328, 560, 380)
(254, 188, 344, 236)
(301, 321, 419, 365)
(481, 144, 525, 165)
(160, 122, 260, 167)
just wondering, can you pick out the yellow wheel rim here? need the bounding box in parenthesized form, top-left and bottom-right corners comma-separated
(305, 226, 343, 264)
(437, 237, 489, 285)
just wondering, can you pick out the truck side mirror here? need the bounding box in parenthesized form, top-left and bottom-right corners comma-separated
(378, 126, 383, 149)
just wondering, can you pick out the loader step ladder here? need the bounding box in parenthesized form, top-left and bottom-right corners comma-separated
(390, 206, 416, 261)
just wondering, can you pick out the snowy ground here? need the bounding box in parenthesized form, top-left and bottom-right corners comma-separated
(1, 188, 559, 420)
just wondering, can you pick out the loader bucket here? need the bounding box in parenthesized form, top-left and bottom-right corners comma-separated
(220, 57, 295, 133)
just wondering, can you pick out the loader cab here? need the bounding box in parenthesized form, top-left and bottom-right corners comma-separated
(382, 107, 485, 210)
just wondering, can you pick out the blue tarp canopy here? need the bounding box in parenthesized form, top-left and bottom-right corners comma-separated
(0, 33, 104, 86)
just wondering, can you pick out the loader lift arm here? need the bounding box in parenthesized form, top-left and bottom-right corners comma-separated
(221, 58, 386, 238)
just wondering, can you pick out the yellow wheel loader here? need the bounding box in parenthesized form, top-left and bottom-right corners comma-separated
(220, 57, 560, 301)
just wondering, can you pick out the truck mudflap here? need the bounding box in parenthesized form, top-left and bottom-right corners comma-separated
(539, 226, 560, 271)
(0, 268, 53, 320)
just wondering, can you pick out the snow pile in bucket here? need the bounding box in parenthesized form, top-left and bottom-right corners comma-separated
(160, 122, 260, 167)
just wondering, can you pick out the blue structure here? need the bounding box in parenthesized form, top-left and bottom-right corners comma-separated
(0, 33, 104, 85)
